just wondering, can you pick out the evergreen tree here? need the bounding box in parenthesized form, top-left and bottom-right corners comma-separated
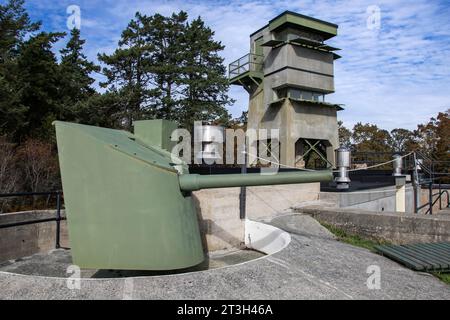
(98, 11, 233, 130)
(98, 12, 156, 130)
(0, 65, 24, 138)
(15, 32, 65, 140)
(0, 0, 40, 61)
(0, 0, 40, 139)
(59, 28, 100, 121)
(145, 11, 187, 120)
(73, 91, 125, 128)
(179, 16, 232, 129)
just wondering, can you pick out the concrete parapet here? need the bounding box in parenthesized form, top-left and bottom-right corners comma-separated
(297, 206, 450, 244)
(0, 210, 69, 263)
(193, 182, 320, 252)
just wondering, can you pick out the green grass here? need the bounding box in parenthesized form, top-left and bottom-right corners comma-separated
(432, 272, 450, 285)
(320, 222, 450, 286)
(319, 222, 389, 252)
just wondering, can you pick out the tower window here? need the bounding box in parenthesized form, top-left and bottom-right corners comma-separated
(274, 88, 325, 102)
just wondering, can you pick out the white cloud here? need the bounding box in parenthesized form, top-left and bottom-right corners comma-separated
(28, 0, 450, 130)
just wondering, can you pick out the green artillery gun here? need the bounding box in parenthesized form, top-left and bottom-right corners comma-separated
(54, 120, 332, 271)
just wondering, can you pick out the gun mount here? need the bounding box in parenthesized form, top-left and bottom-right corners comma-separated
(54, 120, 332, 270)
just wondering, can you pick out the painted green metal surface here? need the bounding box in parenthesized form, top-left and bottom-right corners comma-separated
(54, 120, 333, 271)
(54, 121, 203, 271)
(269, 11, 338, 39)
(180, 171, 333, 192)
(134, 119, 178, 152)
(375, 243, 450, 272)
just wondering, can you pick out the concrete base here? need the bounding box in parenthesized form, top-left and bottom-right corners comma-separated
(319, 185, 449, 215)
(297, 206, 450, 245)
(319, 185, 415, 213)
(0, 213, 448, 299)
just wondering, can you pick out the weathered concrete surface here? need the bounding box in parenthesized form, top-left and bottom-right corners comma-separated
(193, 183, 320, 252)
(419, 188, 450, 215)
(247, 15, 339, 168)
(0, 210, 69, 263)
(0, 248, 265, 279)
(320, 185, 415, 213)
(320, 186, 449, 214)
(297, 206, 450, 244)
(0, 214, 448, 300)
(193, 188, 245, 252)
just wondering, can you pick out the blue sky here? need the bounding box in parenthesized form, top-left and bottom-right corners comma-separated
(19, 0, 450, 131)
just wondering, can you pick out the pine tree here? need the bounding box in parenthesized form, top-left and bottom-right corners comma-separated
(179, 16, 232, 129)
(98, 11, 233, 130)
(145, 11, 187, 120)
(98, 12, 156, 130)
(59, 28, 100, 121)
(16, 32, 65, 140)
(0, 0, 40, 61)
(0, 0, 40, 139)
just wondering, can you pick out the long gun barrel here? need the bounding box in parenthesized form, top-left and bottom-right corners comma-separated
(179, 171, 332, 191)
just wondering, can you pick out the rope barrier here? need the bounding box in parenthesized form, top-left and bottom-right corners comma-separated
(242, 151, 415, 173)
(345, 151, 414, 172)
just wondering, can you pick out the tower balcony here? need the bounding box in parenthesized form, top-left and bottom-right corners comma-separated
(228, 53, 264, 88)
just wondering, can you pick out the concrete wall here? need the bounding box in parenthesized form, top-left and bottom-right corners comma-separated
(264, 45, 334, 93)
(0, 210, 69, 263)
(193, 187, 244, 253)
(319, 185, 448, 214)
(298, 206, 450, 245)
(418, 187, 449, 214)
(268, 68, 334, 93)
(289, 103, 338, 147)
(193, 182, 320, 252)
(247, 98, 339, 167)
(320, 185, 415, 213)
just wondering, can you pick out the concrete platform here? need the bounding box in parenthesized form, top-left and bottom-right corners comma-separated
(0, 248, 265, 278)
(0, 214, 449, 300)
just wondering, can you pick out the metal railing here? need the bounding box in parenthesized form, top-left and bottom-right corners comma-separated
(432, 187, 450, 212)
(408, 151, 450, 214)
(337, 150, 449, 214)
(0, 191, 65, 249)
(228, 53, 263, 79)
(416, 185, 450, 215)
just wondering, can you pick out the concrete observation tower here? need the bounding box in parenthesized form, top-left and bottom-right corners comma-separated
(229, 11, 342, 169)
